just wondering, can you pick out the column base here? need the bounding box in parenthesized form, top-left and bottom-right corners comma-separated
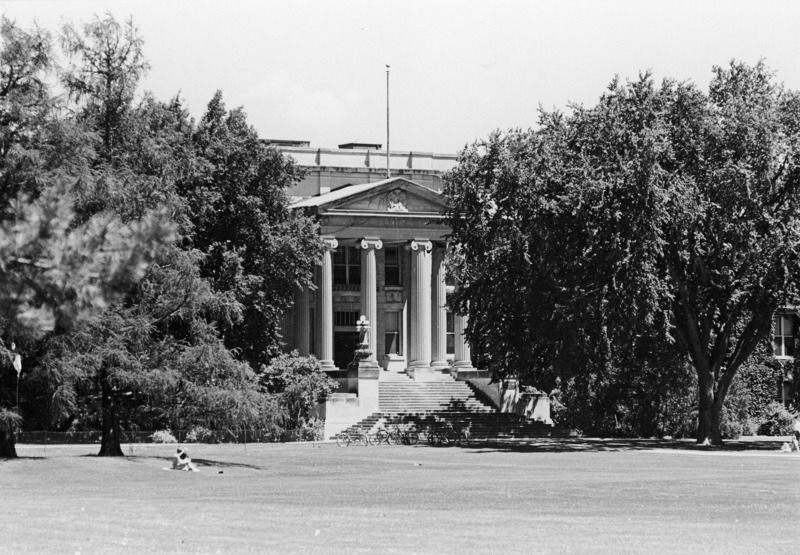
(320, 360, 337, 371)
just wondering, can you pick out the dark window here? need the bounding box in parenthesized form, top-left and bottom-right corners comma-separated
(333, 247, 361, 286)
(385, 247, 401, 287)
(335, 311, 359, 327)
(773, 314, 795, 358)
(446, 311, 455, 356)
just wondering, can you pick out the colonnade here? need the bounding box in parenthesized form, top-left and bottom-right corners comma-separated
(294, 236, 473, 373)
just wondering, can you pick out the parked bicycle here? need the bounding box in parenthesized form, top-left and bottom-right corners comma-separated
(335, 430, 369, 447)
(388, 424, 419, 446)
(423, 423, 474, 447)
(424, 425, 452, 446)
(368, 427, 392, 446)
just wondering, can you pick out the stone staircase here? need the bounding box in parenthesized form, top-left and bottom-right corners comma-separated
(378, 372, 494, 414)
(333, 371, 564, 440)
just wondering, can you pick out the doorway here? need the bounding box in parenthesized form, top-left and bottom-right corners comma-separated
(334, 331, 359, 370)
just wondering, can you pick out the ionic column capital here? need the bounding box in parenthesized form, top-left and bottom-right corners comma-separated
(321, 236, 338, 249)
(409, 239, 433, 253)
(358, 237, 383, 250)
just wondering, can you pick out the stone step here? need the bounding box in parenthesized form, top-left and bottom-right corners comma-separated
(333, 410, 565, 440)
(378, 378, 493, 414)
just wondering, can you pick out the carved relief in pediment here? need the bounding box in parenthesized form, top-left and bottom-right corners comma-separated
(334, 186, 445, 213)
(387, 189, 409, 212)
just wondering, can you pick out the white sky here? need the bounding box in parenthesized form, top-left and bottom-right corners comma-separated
(2, 0, 799, 154)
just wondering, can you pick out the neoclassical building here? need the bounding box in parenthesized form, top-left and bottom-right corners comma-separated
(278, 142, 551, 437)
(286, 176, 475, 380)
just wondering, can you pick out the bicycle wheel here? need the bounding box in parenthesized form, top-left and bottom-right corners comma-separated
(406, 430, 419, 445)
(427, 431, 438, 445)
(336, 432, 351, 447)
(373, 429, 388, 445)
(354, 432, 368, 446)
(440, 430, 454, 446)
(386, 430, 397, 445)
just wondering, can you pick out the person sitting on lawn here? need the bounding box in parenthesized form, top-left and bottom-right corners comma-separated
(172, 447, 198, 471)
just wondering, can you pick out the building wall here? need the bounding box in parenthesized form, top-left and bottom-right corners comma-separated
(278, 145, 458, 197)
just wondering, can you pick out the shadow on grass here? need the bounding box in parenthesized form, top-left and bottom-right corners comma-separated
(190, 457, 262, 470)
(453, 437, 789, 454)
(67, 453, 263, 469)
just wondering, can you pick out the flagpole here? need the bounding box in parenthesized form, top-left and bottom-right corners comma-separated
(386, 64, 390, 179)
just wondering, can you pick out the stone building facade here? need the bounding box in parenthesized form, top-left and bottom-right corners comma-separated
(285, 176, 476, 381)
(279, 143, 551, 436)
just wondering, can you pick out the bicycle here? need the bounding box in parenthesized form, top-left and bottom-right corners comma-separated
(368, 427, 392, 446)
(335, 430, 369, 447)
(425, 425, 451, 446)
(349, 430, 369, 446)
(388, 424, 419, 446)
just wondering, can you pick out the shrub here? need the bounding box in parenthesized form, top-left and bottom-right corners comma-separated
(185, 426, 215, 443)
(718, 374, 753, 439)
(737, 341, 787, 420)
(756, 402, 797, 436)
(261, 352, 338, 437)
(151, 430, 177, 443)
(553, 349, 697, 439)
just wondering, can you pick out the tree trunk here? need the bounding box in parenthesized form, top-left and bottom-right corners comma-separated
(696, 371, 715, 445)
(696, 372, 725, 446)
(0, 425, 17, 458)
(98, 378, 124, 457)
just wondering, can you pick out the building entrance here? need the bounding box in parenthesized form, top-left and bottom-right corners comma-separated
(334, 331, 359, 370)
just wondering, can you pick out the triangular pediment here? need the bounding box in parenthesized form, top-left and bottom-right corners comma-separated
(293, 177, 448, 215)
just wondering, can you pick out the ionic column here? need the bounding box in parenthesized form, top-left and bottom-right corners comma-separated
(430, 245, 449, 368)
(359, 237, 382, 363)
(453, 313, 474, 370)
(409, 239, 433, 369)
(317, 237, 337, 370)
(294, 285, 311, 356)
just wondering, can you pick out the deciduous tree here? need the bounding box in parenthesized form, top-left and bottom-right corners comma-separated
(445, 61, 800, 445)
(182, 91, 324, 369)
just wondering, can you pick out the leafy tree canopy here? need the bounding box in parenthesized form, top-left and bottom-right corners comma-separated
(182, 91, 324, 368)
(1, 15, 324, 457)
(444, 61, 800, 445)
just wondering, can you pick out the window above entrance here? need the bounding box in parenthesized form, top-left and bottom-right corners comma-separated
(384, 246, 402, 287)
(333, 246, 361, 287)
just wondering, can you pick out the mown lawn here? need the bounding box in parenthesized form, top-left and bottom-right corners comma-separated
(1, 438, 798, 554)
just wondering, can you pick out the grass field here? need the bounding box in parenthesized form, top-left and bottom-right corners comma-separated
(2, 438, 799, 554)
